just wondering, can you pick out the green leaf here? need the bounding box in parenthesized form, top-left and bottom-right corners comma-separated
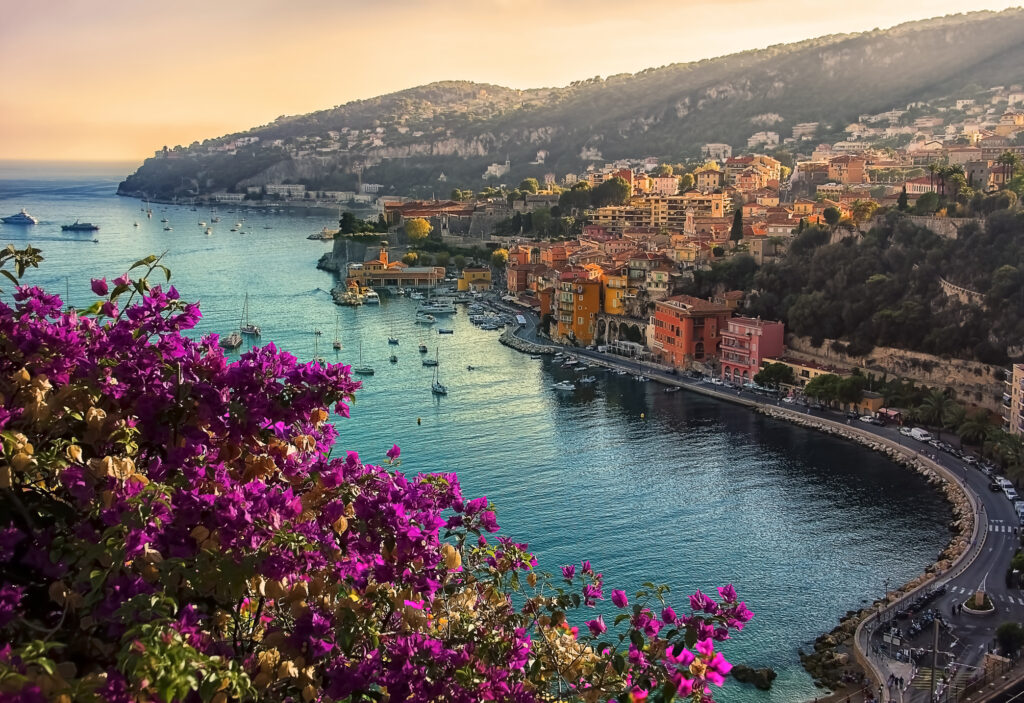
(629, 629, 644, 649)
(612, 653, 626, 674)
(131, 255, 158, 269)
(614, 613, 630, 626)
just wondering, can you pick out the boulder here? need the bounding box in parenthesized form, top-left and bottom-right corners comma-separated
(732, 664, 778, 690)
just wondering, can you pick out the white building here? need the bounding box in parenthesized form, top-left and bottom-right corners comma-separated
(701, 143, 732, 161)
(482, 160, 511, 180)
(792, 122, 819, 140)
(747, 131, 779, 148)
(265, 184, 307, 197)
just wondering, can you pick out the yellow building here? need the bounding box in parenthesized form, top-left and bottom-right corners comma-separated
(601, 269, 628, 315)
(457, 267, 492, 292)
(592, 192, 728, 230)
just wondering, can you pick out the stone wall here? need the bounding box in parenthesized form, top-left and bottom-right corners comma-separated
(317, 237, 373, 274)
(786, 335, 1004, 411)
(938, 276, 987, 307)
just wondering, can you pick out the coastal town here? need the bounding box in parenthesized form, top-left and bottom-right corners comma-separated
(9, 6, 1024, 703)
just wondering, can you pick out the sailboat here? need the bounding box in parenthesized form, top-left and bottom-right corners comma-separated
(388, 318, 399, 345)
(312, 331, 325, 365)
(354, 342, 374, 375)
(418, 337, 428, 354)
(390, 352, 398, 364)
(431, 348, 447, 395)
(239, 293, 260, 336)
(332, 314, 342, 350)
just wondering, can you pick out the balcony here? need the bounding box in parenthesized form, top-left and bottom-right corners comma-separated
(1004, 393, 1013, 407)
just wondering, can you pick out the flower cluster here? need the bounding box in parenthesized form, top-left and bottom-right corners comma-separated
(0, 250, 751, 702)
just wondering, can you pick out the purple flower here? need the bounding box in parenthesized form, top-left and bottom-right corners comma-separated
(717, 583, 737, 603)
(112, 273, 131, 287)
(581, 560, 592, 574)
(385, 444, 401, 460)
(661, 606, 676, 623)
(585, 615, 606, 636)
(611, 589, 628, 608)
(560, 564, 575, 581)
(91, 278, 108, 296)
(478, 510, 499, 533)
(464, 496, 488, 516)
(0, 585, 24, 628)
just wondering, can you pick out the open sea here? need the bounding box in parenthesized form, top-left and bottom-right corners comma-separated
(0, 161, 952, 702)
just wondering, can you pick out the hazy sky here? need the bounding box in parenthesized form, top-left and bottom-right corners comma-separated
(2, 0, 1020, 162)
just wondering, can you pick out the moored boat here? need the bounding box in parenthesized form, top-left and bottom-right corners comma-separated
(61, 220, 99, 232)
(2, 209, 38, 225)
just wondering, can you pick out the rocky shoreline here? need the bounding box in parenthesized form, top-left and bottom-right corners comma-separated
(498, 328, 558, 355)
(759, 407, 973, 692)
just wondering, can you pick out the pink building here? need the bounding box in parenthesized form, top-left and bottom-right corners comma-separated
(719, 317, 785, 384)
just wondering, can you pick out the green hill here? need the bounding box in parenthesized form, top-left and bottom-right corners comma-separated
(119, 8, 1024, 198)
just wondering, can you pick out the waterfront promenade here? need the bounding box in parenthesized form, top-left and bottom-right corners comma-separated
(492, 299, 1022, 703)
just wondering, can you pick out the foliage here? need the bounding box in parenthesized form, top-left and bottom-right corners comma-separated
(402, 251, 419, 265)
(897, 187, 909, 212)
(591, 177, 632, 208)
(996, 623, 1024, 655)
(0, 248, 752, 703)
(339, 212, 387, 235)
(404, 217, 432, 244)
(652, 165, 673, 177)
(753, 363, 795, 389)
(518, 178, 540, 194)
(677, 174, 694, 193)
(491, 248, 509, 268)
(729, 210, 743, 243)
(453, 254, 467, 270)
(748, 209, 1024, 361)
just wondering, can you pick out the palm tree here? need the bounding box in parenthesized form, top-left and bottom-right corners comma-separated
(928, 162, 938, 193)
(917, 389, 956, 439)
(957, 411, 993, 447)
(943, 403, 966, 438)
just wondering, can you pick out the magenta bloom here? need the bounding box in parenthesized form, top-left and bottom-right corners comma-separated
(581, 560, 592, 574)
(695, 637, 715, 657)
(665, 645, 695, 667)
(385, 444, 401, 460)
(611, 589, 628, 608)
(585, 615, 606, 636)
(561, 564, 575, 580)
(673, 675, 695, 697)
(112, 273, 131, 287)
(464, 496, 488, 515)
(717, 583, 737, 603)
(90, 278, 108, 296)
(661, 606, 676, 623)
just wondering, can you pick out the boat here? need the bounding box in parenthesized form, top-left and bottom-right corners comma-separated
(160, 216, 169, 223)
(417, 300, 456, 315)
(664, 387, 680, 393)
(133, 222, 140, 227)
(410, 291, 425, 301)
(431, 349, 447, 395)
(212, 216, 221, 223)
(438, 328, 453, 335)
(415, 312, 436, 324)
(633, 375, 648, 382)
(61, 220, 100, 232)
(552, 381, 576, 392)
(353, 342, 374, 375)
(418, 341, 428, 353)
(2, 209, 38, 225)
(205, 227, 213, 235)
(239, 293, 260, 336)
(387, 319, 398, 345)
(199, 221, 206, 226)
(163, 225, 172, 231)
(220, 331, 242, 350)
(364, 289, 380, 305)
(422, 355, 438, 367)
(230, 227, 238, 232)
(390, 353, 398, 364)
(332, 314, 342, 350)
(312, 332, 325, 365)
(530, 355, 541, 360)
(578, 376, 597, 384)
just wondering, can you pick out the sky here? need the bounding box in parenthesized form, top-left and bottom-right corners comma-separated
(1, 0, 1021, 163)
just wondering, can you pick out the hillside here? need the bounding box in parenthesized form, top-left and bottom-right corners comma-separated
(119, 9, 1024, 198)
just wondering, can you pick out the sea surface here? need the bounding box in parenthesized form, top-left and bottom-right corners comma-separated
(0, 161, 952, 702)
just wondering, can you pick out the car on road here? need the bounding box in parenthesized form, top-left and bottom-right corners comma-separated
(782, 396, 795, 403)
(869, 417, 885, 427)
(899, 427, 914, 437)
(859, 415, 875, 423)
(990, 482, 1004, 492)
(846, 410, 859, 420)
(964, 455, 978, 465)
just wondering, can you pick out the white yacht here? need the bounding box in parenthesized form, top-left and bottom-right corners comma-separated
(415, 312, 436, 324)
(552, 381, 576, 392)
(409, 291, 425, 301)
(2, 209, 38, 225)
(416, 298, 456, 315)
(364, 289, 381, 305)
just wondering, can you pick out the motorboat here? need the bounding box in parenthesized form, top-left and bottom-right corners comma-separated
(163, 225, 173, 231)
(633, 375, 648, 382)
(530, 355, 542, 360)
(2, 209, 38, 225)
(578, 376, 597, 384)
(364, 289, 381, 305)
(205, 227, 213, 235)
(422, 356, 438, 367)
(438, 328, 453, 335)
(552, 381, 576, 392)
(416, 298, 456, 315)
(410, 292, 425, 301)
(62, 220, 99, 232)
(220, 331, 242, 350)
(664, 387, 681, 393)
(389, 353, 398, 364)
(415, 312, 436, 324)
(418, 342, 428, 353)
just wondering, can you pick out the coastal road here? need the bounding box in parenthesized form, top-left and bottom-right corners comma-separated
(487, 298, 1024, 702)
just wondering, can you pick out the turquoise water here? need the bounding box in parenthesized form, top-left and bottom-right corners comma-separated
(0, 162, 951, 702)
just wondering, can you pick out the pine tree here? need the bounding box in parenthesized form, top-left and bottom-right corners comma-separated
(897, 186, 909, 211)
(730, 207, 743, 243)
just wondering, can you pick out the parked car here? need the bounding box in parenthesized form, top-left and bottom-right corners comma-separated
(899, 427, 914, 437)
(870, 417, 885, 427)
(859, 415, 875, 423)
(990, 482, 1004, 492)
(782, 396, 796, 404)
(964, 455, 978, 465)
(847, 410, 860, 420)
